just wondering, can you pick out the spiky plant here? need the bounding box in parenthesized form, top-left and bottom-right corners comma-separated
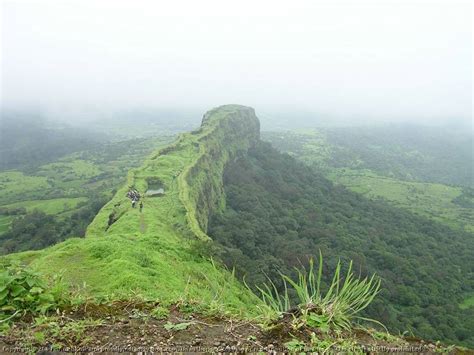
(255, 251, 382, 331)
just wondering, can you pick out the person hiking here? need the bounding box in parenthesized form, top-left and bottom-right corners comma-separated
(132, 198, 137, 208)
(139, 201, 143, 212)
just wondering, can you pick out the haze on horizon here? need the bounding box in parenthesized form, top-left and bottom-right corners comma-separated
(1, 0, 472, 126)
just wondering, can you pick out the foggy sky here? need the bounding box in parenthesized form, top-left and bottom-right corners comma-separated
(1, 0, 472, 124)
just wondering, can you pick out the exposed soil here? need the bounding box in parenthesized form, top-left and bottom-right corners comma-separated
(1, 302, 472, 354)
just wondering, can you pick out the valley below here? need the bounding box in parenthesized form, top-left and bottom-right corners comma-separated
(1, 106, 473, 352)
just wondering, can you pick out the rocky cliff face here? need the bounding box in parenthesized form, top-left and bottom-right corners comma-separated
(86, 104, 260, 240)
(182, 105, 260, 236)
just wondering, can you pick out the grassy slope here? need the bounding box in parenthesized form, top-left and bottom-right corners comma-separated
(0, 137, 171, 234)
(38, 160, 101, 180)
(0, 172, 50, 203)
(0, 216, 12, 234)
(263, 130, 474, 311)
(2, 105, 261, 316)
(263, 130, 474, 232)
(328, 169, 473, 232)
(1, 197, 88, 215)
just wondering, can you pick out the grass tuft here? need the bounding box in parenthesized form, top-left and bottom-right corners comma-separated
(256, 251, 382, 332)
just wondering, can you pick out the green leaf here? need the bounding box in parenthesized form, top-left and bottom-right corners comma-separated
(0, 271, 13, 287)
(0, 321, 11, 333)
(173, 322, 193, 330)
(164, 321, 193, 331)
(306, 313, 329, 328)
(24, 294, 35, 303)
(34, 331, 46, 343)
(10, 285, 26, 297)
(38, 293, 55, 303)
(29, 287, 43, 295)
(0, 282, 9, 293)
(163, 321, 174, 330)
(25, 277, 38, 288)
(0, 288, 8, 301)
(37, 303, 53, 314)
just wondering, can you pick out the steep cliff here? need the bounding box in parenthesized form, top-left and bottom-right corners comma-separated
(2, 106, 469, 353)
(86, 104, 259, 240)
(2, 105, 261, 312)
(181, 105, 259, 236)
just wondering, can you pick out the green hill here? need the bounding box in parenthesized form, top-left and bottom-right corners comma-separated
(2, 105, 261, 314)
(208, 141, 474, 346)
(1, 105, 472, 352)
(263, 129, 474, 232)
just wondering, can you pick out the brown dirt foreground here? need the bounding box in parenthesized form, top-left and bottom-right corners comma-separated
(0, 302, 472, 354)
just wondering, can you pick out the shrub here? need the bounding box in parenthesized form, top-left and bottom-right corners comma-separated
(256, 252, 382, 331)
(150, 305, 169, 320)
(0, 262, 66, 324)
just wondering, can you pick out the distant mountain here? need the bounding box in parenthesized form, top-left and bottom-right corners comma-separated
(0, 114, 103, 170)
(263, 125, 473, 187)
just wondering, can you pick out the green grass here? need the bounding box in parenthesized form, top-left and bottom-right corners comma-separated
(263, 130, 473, 232)
(2, 197, 88, 215)
(3, 105, 263, 317)
(38, 160, 101, 180)
(256, 253, 381, 331)
(0, 172, 50, 204)
(328, 169, 473, 232)
(0, 215, 13, 233)
(460, 294, 474, 310)
(0, 136, 172, 238)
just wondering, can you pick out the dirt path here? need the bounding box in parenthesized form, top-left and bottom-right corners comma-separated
(1, 303, 468, 354)
(139, 213, 146, 234)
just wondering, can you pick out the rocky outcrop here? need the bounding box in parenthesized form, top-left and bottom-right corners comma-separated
(180, 105, 260, 238)
(85, 104, 260, 240)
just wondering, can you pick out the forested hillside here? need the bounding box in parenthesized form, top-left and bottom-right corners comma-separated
(1, 106, 472, 352)
(323, 125, 473, 187)
(263, 128, 474, 232)
(263, 125, 473, 187)
(208, 141, 474, 346)
(0, 115, 104, 171)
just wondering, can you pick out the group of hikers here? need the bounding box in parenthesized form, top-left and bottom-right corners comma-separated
(127, 188, 143, 212)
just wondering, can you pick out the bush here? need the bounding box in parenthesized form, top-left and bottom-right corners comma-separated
(256, 253, 382, 331)
(0, 262, 66, 325)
